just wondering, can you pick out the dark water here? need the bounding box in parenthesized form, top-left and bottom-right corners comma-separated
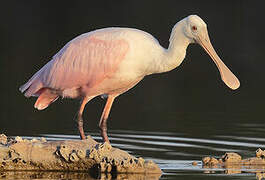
(1, 1, 265, 179)
(4, 118, 265, 180)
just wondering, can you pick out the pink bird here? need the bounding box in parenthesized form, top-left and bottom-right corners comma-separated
(20, 15, 240, 143)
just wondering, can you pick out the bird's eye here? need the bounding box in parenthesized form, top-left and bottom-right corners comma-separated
(192, 26, 197, 31)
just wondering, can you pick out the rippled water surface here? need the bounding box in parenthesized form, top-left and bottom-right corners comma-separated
(5, 121, 265, 180)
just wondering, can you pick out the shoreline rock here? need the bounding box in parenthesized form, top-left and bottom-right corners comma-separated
(202, 149, 265, 170)
(0, 134, 162, 176)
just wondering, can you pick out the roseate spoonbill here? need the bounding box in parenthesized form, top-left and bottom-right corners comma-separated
(20, 15, 240, 143)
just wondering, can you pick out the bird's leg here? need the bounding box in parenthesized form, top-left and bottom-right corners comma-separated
(99, 95, 116, 143)
(75, 96, 93, 140)
(77, 115, 85, 140)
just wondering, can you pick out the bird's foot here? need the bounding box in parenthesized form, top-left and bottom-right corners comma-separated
(80, 132, 86, 140)
(100, 127, 110, 143)
(75, 114, 86, 140)
(102, 135, 110, 144)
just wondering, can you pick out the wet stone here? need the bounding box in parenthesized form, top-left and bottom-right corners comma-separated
(256, 148, 265, 158)
(203, 148, 265, 168)
(0, 134, 7, 145)
(221, 152, 242, 163)
(69, 151, 79, 162)
(202, 157, 219, 165)
(192, 161, 198, 166)
(0, 134, 162, 174)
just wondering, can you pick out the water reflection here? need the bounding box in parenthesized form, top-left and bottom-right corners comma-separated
(0, 171, 161, 180)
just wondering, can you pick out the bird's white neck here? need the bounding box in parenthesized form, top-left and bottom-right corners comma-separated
(152, 20, 191, 74)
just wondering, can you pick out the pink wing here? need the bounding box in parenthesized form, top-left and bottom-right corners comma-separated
(20, 35, 129, 99)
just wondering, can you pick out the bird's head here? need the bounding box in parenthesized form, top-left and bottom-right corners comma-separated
(182, 15, 240, 90)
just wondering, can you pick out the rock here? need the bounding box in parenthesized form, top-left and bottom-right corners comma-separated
(14, 136, 23, 142)
(192, 161, 198, 166)
(40, 137, 47, 142)
(221, 152, 242, 163)
(202, 148, 265, 170)
(0, 170, 161, 179)
(210, 157, 219, 165)
(0, 134, 162, 175)
(202, 157, 219, 165)
(256, 148, 265, 158)
(0, 134, 7, 145)
(202, 157, 210, 164)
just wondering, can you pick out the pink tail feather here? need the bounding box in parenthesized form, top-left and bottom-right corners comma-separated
(34, 88, 58, 110)
(19, 68, 44, 97)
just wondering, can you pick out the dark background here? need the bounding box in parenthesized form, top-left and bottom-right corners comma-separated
(0, 1, 264, 137)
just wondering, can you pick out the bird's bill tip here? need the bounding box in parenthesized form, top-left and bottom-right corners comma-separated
(197, 34, 240, 90)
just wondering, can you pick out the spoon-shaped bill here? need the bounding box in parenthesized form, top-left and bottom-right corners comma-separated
(197, 34, 240, 90)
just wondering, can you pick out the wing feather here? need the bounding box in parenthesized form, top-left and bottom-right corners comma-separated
(20, 33, 129, 97)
